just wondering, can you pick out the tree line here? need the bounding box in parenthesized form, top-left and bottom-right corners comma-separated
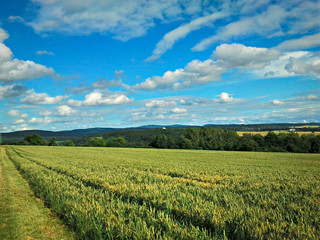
(5, 128, 320, 153)
(150, 128, 320, 153)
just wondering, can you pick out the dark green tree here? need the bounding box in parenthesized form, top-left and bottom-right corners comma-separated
(64, 140, 75, 146)
(184, 128, 200, 149)
(253, 134, 265, 150)
(88, 137, 106, 147)
(110, 137, 127, 147)
(149, 135, 168, 148)
(24, 134, 47, 145)
(265, 132, 280, 148)
(237, 134, 259, 151)
(310, 135, 320, 153)
(48, 138, 59, 146)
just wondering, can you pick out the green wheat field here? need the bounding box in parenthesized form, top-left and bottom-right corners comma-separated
(1, 146, 320, 239)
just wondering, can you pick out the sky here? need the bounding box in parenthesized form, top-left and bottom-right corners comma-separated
(0, 0, 320, 132)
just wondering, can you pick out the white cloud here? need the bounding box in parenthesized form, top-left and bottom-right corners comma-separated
(303, 95, 319, 100)
(21, 113, 28, 118)
(8, 16, 25, 23)
(28, 0, 204, 41)
(193, 1, 320, 52)
(145, 99, 177, 108)
(193, 5, 286, 51)
(0, 84, 28, 99)
(272, 100, 285, 105)
(136, 43, 284, 91)
(0, 29, 9, 42)
(134, 59, 225, 91)
(0, 28, 56, 82)
(67, 99, 83, 107)
(285, 57, 320, 76)
(8, 110, 20, 117)
(171, 107, 187, 113)
(276, 33, 320, 51)
(8, 109, 28, 120)
(83, 91, 132, 106)
(285, 0, 320, 35)
(10, 123, 31, 131)
(36, 50, 55, 56)
(218, 92, 233, 103)
(148, 12, 226, 60)
(251, 51, 309, 78)
(155, 114, 165, 119)
(213, 43, 280, 69)
(40, 110, 53, 117)
(56, 105, 76, 116)
(20, 90, 66, 105)
(29, 117, 54, 124)
(12, 119, 26, 124)
(144, 55, 160, 63)
(114, 70, 124, 80)
(67, 78, 123, 94)
(68, 90, 133, 106)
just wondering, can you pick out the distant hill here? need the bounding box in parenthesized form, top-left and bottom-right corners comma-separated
(1, 123, 318, 144)
(1, 128, 119, 143)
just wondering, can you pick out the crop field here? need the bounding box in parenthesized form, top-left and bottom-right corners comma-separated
(2, 146, 320, 239)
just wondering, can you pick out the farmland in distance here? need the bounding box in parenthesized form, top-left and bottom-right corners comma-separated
(2, 146, 320, 239)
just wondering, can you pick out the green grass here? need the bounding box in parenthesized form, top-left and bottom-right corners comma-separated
(0, 147, 76, 240)
(3, 145, 320, 239)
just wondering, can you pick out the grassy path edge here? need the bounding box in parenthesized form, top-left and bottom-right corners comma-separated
(0, 146, 76, 240)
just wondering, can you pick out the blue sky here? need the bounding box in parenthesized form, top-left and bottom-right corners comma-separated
(0, 0, 319, 132)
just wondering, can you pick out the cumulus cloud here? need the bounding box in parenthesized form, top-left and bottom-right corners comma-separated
(0, 84, 28, 99)
(56, 105, 76, 116)
(136, 43, 283, 91)
(8, 109, 20, 117)
(249, 51, 310, 79)
(83, 91, 132, 106)
(21, 113, 28, 118)
(20, 90, 66, 105)
(28, 0, 204, 41)
(68, 90, 133, 106)
(213, 43, 280, 68)
(134, 59, 225, 91)
(145, 99, 177, 108)
(0, 29, 9, 42)
(171, 107, 187, 113)
(272, 100, 285, 105)
(302, 95, 319, 100)
(29, 117, 54, 124)
(8, 109, 28, 120)
(218, 92, 233, 103)
(284, 57, 320, 78)
(147, 12, 226, 60)
(12, 119, 26, 124)
(36, 50, 55, 56)
(0, 28, 57, 82)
